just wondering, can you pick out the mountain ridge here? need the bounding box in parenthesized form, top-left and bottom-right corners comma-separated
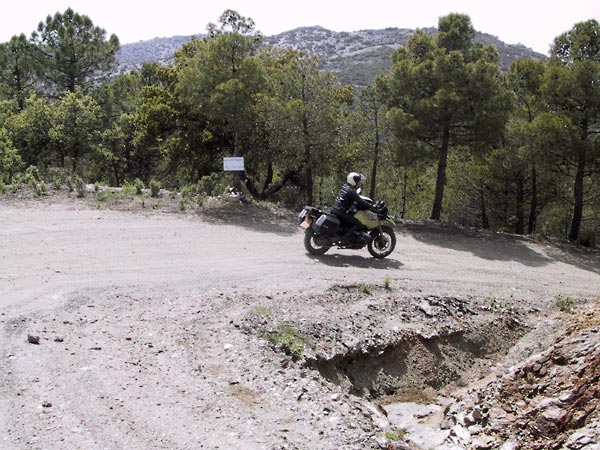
(116, 25, 545, 86)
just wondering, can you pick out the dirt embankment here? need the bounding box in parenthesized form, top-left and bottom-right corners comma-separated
(1, 191, 599, 450)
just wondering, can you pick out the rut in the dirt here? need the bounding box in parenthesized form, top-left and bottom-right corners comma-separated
(307, 317, 527, 402)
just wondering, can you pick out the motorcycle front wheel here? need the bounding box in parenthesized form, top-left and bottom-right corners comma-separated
(304, 229, 331, 255)
(368, 225, 396, 258)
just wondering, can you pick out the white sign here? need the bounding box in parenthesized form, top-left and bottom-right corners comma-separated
(223, 157, 245, 171)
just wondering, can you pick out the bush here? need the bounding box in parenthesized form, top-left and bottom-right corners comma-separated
(121, 181, 136, 197)
(35, 182, 46, 197)
(23, 166, 40, 188)
(74, 177, 86, 198)
(46, 167, 70, 190)
(265, 323, 307, 360)
(555, 295, 575, 313)
(133, 178, 145, 195)
(198, 172, 231, 197)
(150, 179, 161, 198)
(96, 189, 114, 202)
(578, 231, 596, 248)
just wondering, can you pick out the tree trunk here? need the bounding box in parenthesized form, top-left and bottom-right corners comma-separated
(262, 161, 274, 194)
(480, 182, 489, 229)
(401, 168, 408, 220)
(515, 176, 525, 235)
(369, 112, 380, 199)
(301, 74, 313, 205)
(232, 126, 242, 191)
(305, 165, 313, 205)
(568, 158, 585, 241)
(527, 166, 537, 235)
(430, 126, 450, 220)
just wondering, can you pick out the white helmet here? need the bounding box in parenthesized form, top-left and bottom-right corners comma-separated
(347, 172, 365, 187)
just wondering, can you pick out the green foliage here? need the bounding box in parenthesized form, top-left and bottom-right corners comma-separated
(250, 306, 273, 317)
(150, 179, 161, 197)
(73, 176, 86, 198)
(0, 34, 37, 109)
(22, 165, 40, 187)
(4, 94, 52, 168)
(46, 167, 70, 190)
(95, 189, 114, 202)
(378, 14, 514, 220)
(360, 283, 371, 295)
(198, 172, 231, 197)
(49, 91, 102, 173)
(577, 231, 596, 248)
(265, 323, 307, 359)
(385, 429, 406, 442)
(384, 278, 392, 290)
(536, 20, 600, 241)
(0, 9, 597, 244)
(120, 181, 136, 197)
(133, 178, 145, 195)
(555, 295, 575, 313)
(30, 7, 120, 95)
(0, 127, 21, 182)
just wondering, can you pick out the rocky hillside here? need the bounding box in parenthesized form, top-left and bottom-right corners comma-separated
(116, 26, 544, 86)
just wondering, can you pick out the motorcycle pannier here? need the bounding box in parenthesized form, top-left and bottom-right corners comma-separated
(315, 214, 340, 235)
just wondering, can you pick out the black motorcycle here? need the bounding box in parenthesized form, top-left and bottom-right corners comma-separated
(298, 195, 396, 258)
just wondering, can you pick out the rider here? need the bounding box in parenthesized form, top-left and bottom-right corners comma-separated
(331, 172, 372, 240)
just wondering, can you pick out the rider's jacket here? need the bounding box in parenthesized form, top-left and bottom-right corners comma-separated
(331, 183, 371, 213)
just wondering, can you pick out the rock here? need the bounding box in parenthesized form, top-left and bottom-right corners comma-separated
(418, 301, 435, 317)
(451, 424, 471, 444)
(471, 434, 499, 449)
(27, 334, 40, 345)
(531, 405, 567, 436)
(564, 429, 598, 449)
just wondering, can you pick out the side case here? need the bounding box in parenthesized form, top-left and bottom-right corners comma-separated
(314, 214, 340, 235)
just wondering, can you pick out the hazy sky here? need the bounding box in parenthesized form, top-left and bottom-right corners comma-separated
(1, 0, 598, 55)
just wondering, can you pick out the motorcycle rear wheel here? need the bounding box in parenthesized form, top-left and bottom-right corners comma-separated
(304, 229, 331, 255)
(368, 226, 396, 258)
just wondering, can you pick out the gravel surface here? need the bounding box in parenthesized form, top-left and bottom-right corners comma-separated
(1, 194, 599, 449)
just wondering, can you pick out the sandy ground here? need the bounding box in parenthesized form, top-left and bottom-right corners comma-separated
(1, 196, 599, 449)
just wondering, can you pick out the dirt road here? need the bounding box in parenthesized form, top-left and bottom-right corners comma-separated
(1, 198, 599, 449)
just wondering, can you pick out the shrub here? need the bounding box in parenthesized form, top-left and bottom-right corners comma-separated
(150, 179, 161, 198)
(23, 166, 40, 188)
(133, 178, 144, 195)
(198, 172, 231, 197)
(121, 181, 136, 197)
(35, 182, 46, 197)
(578, 231, 596, 248)
(96, 189, 114, 202)
(265, 324, 307, 360)
(555, 295, 575, 313)
(384, 278, 392, 290)
(74, 177, 86, 198)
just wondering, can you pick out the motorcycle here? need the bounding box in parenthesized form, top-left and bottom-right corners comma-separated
(297, 193, 396, 258)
